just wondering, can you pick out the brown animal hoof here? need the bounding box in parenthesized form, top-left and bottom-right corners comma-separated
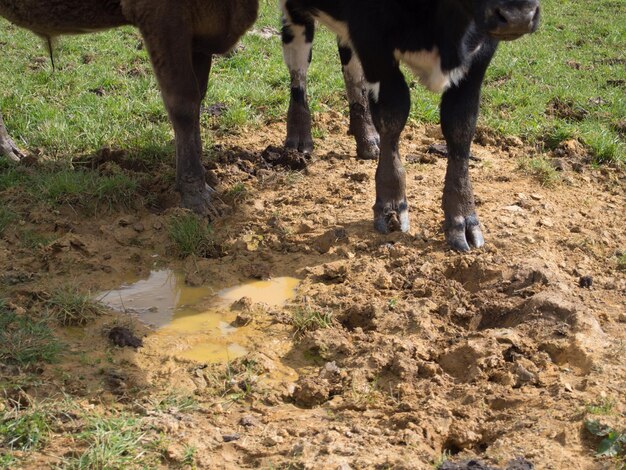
(180, 183, 225, 220)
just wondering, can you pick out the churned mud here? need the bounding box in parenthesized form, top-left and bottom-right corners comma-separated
(1, 114, 625, 469)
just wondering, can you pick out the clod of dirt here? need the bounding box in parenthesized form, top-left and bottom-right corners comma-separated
(440, 458, 533, 470)
(438, 338, 501, 382)
(239, 415, 257, 427)
(321, 262, 349, 283)
(107, 326, 143, 348)
(546, 98, 589, 122)
(300, 329, 355, 360)
(339, 303, 381, 331)
(314, 227, 348, 254)
(232, 312, 253, 327)
(293, 376, 331, 407)
(262, 145, 311, 171)
(231, 297, 253, 311)
(521, 291, 601, 334)
(344, 171, 369, 182)
(551, 139, 588, 160)
(578, 276, 593, 288)
(202, 102, 228, 117)
(243, 262, 272, 280)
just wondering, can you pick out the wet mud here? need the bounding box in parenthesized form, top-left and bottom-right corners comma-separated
(1, 118, 625, 469)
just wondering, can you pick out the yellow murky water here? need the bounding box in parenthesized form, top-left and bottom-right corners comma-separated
(100, 271, 299, 363)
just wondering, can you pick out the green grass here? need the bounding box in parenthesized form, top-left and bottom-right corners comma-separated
(586, 398, 616, 416)
(168, 212, 215, 258)
(63, 415, 158, 469)
(0, 161, 139, 212)
(292, 307, 333, 336)
(46, 286, 106, 326)
(0, 408, 50, 451)
(0, 207, 16, 236)
(0, 301, 61, 366)
(618, 253, 626, 271)
(585, 419, 626, 460)
(517, 155, 561, 187)
(0, 0, 622, 166)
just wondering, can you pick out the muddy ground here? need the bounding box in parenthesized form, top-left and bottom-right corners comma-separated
(1, 115, 625, 469)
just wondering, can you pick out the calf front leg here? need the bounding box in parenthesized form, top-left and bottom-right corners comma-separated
(367, 67, 410, 233)
(337, 40, 379, 160)
(440, 47, 495, 251)
(140, 21, 216, 217)
(0, 112, 24, 162)
(281, 5, 314, 153)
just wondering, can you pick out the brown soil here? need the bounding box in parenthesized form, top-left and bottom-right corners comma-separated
(1, 115, 625, 469)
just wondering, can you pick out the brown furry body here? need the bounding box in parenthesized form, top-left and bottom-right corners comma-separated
(0, 0, 259, 214)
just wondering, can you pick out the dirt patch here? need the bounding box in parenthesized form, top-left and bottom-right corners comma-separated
(1, 117, 625, 469)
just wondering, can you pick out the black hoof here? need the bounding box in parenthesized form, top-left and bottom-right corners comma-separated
(356, 137, 380, 160)
(374, 201, 410, 234)
(284, 138, 314, 154)
(445, 214, 484, 252)
(180, 184, 222, 220)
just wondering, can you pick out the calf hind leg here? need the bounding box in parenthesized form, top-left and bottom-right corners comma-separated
(368, 68, 410, 233)
(281, 5, 314, 153)
(140, 19, 216, 216)
(337, 40, 379, 160)
(0, 113, 24, 162)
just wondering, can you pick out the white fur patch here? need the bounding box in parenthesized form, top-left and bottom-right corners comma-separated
(394, 48, 468, 93)
(282, 22, 312, 87)
(315, 12, 350, 44)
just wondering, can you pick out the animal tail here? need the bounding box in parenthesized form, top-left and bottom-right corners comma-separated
(38, 35, 59, 72)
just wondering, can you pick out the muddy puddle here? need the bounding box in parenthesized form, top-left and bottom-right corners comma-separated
(100, 270, 299, 363)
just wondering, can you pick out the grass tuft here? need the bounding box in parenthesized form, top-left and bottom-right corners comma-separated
(168, 212, 215, 258)
(63, 415, 155, 469)
(517, 156, 561, 187)
(0, 408, 50, 451)
(292, 307, 333, 336)
(0, 301, 61, 366)
(33, 169, 138, 210)
(586, 398, 616, 416)
(46, 286, 106, 326)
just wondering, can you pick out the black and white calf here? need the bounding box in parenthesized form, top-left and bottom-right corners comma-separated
(280, 0, 540, 251)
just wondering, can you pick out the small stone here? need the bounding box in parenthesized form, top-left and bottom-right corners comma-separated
(222, 434, 240, 442)
(530, 193, 543, 201)
(132, 222, 145, 233)
(618, 313, 626, 323)
(231, 312, 253, 327)
(263, 435, 282, 447)
(504, 205, 524, 213)
(579, 276, 593, 288)
(239, 416, 256, 427)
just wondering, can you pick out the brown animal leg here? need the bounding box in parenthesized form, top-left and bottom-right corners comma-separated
(192, 50, 212, 100)
(0, 112, 24, 162)
(139, 21, 216, 217)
